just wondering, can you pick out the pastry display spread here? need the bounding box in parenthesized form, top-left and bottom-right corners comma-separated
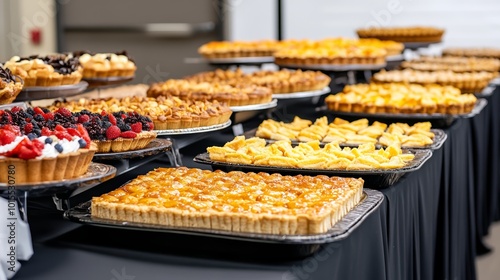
(185, 68, 331, 94)
(356, 26, 445, 43)
(207, 136, 415, 170)
(256, 116, 435, 148)
(371, 69, 497, 93)
(273, 38, 389, 66)
(72, 50, 136, 78)
(3, 54, 82, 87)
(147, 79, 273, 106)
(442, 48, 500, 59)
(91, 167, 364, 235)
(325, 83, 477, 114)
(0, 107, 97, 183)
(0, 65, 23, 104)
(50, 96, 232, 130)
(401, 56, 500, 72)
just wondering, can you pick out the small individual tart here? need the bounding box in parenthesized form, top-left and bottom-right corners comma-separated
(0, 65, 23, 105)
(3, 54, 82, 87)
(0, 124, 96, 183)
(72, 50, 136, 78)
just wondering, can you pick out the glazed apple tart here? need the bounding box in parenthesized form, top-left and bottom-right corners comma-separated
(91, 167, 364, 235)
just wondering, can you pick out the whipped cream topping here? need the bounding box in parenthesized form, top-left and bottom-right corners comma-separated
(0, 135, 84, 159)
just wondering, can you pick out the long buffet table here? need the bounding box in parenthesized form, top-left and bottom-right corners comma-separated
(15, 86, 500, 280)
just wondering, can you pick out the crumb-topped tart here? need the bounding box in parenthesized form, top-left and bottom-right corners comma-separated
(3, 54, 82, 87)
(72, 50, 136, 78)
(50, 96, 232, 130)
(208, 136, 415, 170)
(356, 26, 445, 43)
(0, 116, 96, 183)
(185, 68, 331, 94)
(0, 65, 23, 104)
(91, 167, 364, 235)
(147, 79, 273, 106)
(325, 83, 477, 115)
(256, 116, 434, 148)
(372, 69, 497, 93)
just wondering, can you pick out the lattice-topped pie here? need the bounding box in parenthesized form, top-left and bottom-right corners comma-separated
(185, 68, 331, 94)
(356, 26, 445, 43)
(50, 96, 232, 130)
(208, 136, 415, 170)
(372, 69, 497, 93)
(256, 116, 434, 148)
(325, 83, 477, 115)
(4, 54, 82, 87)
(147, 79, 273, 106)
(91, 167, 364, 234)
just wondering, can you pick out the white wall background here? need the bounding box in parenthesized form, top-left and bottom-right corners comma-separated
(227, 0, 500, 48)
(283, 0, 500, 48)
(0, 0, 57, 61)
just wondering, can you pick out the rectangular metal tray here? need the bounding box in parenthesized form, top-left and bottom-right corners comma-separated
(65, 189, 383, 249)
(323, 98, 487, 128)
(194, 149, 432, 189)
(245, 128, 447, 150)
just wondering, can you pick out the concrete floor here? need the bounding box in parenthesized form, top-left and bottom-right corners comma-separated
(477, 222, 500, 280)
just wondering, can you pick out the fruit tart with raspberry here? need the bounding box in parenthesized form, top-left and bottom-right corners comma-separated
(0, 122, 96, 184)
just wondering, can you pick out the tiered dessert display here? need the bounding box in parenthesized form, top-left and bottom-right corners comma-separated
(254, 116, 445, 149)
(3, 54, 88, 101)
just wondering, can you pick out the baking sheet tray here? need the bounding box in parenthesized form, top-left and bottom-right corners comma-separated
(245, 128, 447, 150)
(194, 149, 432, 189)
(272, 87, 331, 99)
(65, 188, 383, 249)
(154, 120, 232, 136)
(278, 63, 387, 71)
(15, 81, 88, 101)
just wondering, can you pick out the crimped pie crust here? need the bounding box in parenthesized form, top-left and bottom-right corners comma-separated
(92, 131, 157, 153)
(91, 167, 364, 235)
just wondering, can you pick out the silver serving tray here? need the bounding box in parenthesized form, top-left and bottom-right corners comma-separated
(194, 149, 432, 189)
(0, 163, 116, 197)
(93, 138, 172, 160)
(230, 99, 278, 112)
(154, 120, 232, 136)
(65, 189, 383, 245)
(272, 87, 331, 99)
(205, 56, 274, 64)
(16, 81, 89, 101)
(84, 76, 134, 88)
